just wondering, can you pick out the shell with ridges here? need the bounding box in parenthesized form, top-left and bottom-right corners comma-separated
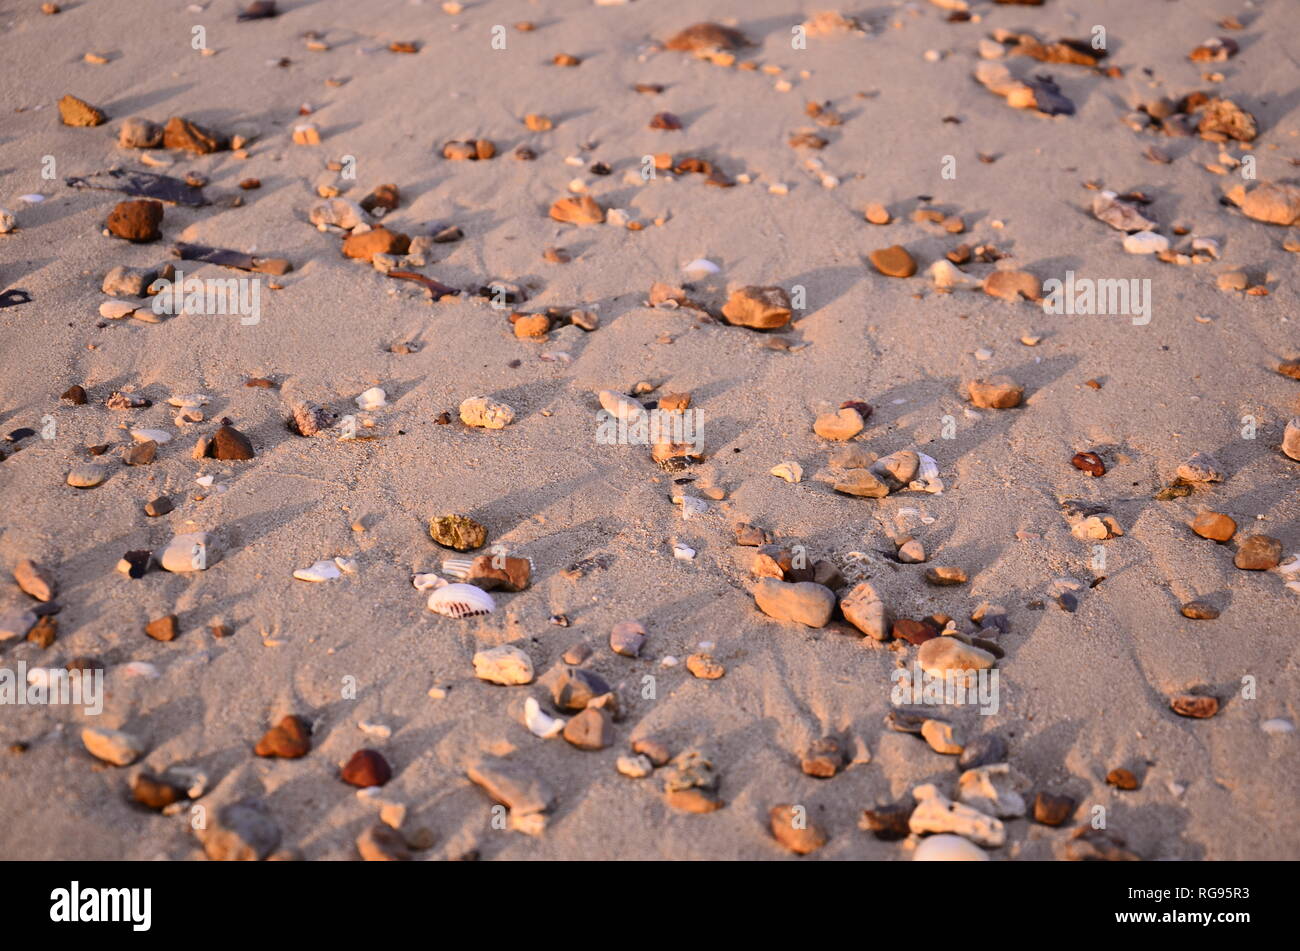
(427, 583, 495, 618)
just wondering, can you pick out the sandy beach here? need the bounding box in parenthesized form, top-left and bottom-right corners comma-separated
(1, 0, 1298, 861)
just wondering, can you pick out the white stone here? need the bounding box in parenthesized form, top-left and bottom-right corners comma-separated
(524, 697, 565, 738)
(472, 645, 534, 685)
(82, 726, 145, 766)
(155, 532, 220, 572)
(132, 428, 172, 444)
(1122, 231, 1169, 254)
(294, 560, 341, 582)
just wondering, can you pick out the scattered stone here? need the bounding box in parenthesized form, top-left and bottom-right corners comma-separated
(58, 94, 106, 127)
(472, 645, 534, 685)
(163, 116, 226, 154)
(14, 560, 56, 602)
(917, 637, 994, 675)
(255, 715, 312, 758)
(81, 726, 144, 766)
(124, 440, 157, 466)
(132, 774, 186, 811)
(429, 514, 487, 551)
(563, 706, 615, 751)
(1195, 97, 1257, 142)
(610, 620, 647, 658)
(27, 615, 56, 648)
(1061, 827, 1140, 862)
(721, 286, 792, 330)
(870, 245, 917, 278)
(662, 750, 723, 813)
(865, 202, 891, 225)
(341, 749, 392, 788)
(357, 824, 410, 861)
(1191, 511, 1236, 542)
(1234, 535, 1281, 571)
(66, 463, 106, 488)
(209, 423, 254, 460)
(965, 376, 1023, 408)
(1171, 694, 1219, 719)
(197, 801, 281, 861)
(924, 566, 967, 586)
(1106, 767, 1139, 790)
(1181, 601, 1220, 620)
(770, 461, 803, 483)
(909, 783, 1005, 847)
(665, 22, 751, 56)
(459, 396, 515, 429)
(958, 764, 1027, 817)
(1091, 191, 1156, 232)
(616, 754, 654, 778)
(840, 582, 888, 640)
(155, 532, 219, 572)
(770, 804, 827, 854)
(633, 738, 671, 767)
(1123, 231, 1169, 255)
(959, 734, 1007, 770)
(465, 555, 531, 592)
(801, 737, 845, 778)
(466, 756, 555, 818)
(342, 226, 410, 262)
(1176, 452, 1224, 483)
(686, 653, 725, 679)
(1226, 181, 1300, 227)
(1032, 791, 1075, 826)
(859, 802, 912, 840)
(1283, 418, 1300, 461)
(106, 199, 163, 242)
(921, 719, 964, 755)
(550, 667, 611, 712)
(753, 578, 836, 627)
(144, 614, 178, 642)
(61, 385, 88, 404)
(813, 407, 864, 441)
(982, 270, 1040, 302)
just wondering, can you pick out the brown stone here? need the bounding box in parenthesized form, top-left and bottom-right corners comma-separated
(163, 116, 225, 153)
(1032, 791, 1075, 826)
(813, 407, 864, 441)
(124, 440, 157, 466)
(1170, 694, 1219, 719)
(966, 376, 1024, 409)
(983, 269, 1040, 302)
(686, 653, 725, 680)
(132, 774, 186, 810)
(62, 385, 88, 405)
(341, 749, 392, 787)
(924, 566, 967, 586)
(1181, 601, 1220, 620)
(58, 94, 106, 127)
(27, 615, 57, 648)
(892, 618, 939, 645)
(1234, 534, 1281, 570)
(107, 200, 163, 243)
(721, 286, 793, 330)
(145, 614, 178, 642)
(1190, 511, 1236, 542)
(359, 183, 400, 214)
(563, 707, 615, 750)
(800, 737, 844, 778)
(209, 424, 255, 460)
(870, 245, 917, 278)
(548, 195, 604, 225)
(859, 802, 912, 840)
(1106, 767, 1139, 790)
(1071, 451, 1105, 476)
(864, 202, 891, 225)
(769, 804, 827, 854)
(254, 715, 312, 758)
(357, 824, 411, 861)
(664, 787, 724, 813)
(665, 23, 751, 55)
(512, 314, 551, 338)
(342, 226, 411, 262)
(144, 497, 173, 517)
(833, 469, 890, 498)
(466, 555, 531, 592)
(550, 667, 611, 711)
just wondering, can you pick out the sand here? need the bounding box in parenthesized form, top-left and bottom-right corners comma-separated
(0, 0, 1297, 860)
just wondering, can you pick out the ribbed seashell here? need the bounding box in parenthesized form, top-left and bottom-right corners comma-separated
(412, 572, 444, 591)
(440, 558, 474, 580)
(908, 452, 944, 494)
(427, 583, 495, 619)
(598, 389, 648, 423)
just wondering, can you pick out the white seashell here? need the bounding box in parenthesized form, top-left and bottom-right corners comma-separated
(166, 394, 209, 408)
(359, 721, 391, 738)
(412, 572, 444, 591)
(1262, 718, 1295, 735)
(355, 386, 387, 410)
(427, 583, 495, 618)
(660, 655, 679, 667)
(598, 389, 648, 424)
(440, 558, 473, 580)
(294, 560, 341, 582)
(673, 544, 696, 561)
(682, 258, 720, 275)
(771, 461, 803, 483)
(524, 697, 565, 738)
(334, 556, 358, 574)
(19, 194, 45, 204)
(907, 452, 944, 494)
(131, 428, 172, 444)
(196, 475, 214, 487)
(928, 259, 970, 288)
(116, 661, 160, 679)
(914, 834, 989, 861)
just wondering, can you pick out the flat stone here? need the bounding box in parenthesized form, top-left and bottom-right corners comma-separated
(813, 407, 864, 440)
(609, 620, 647, 657)
(753, 578, 836, 627)
(562, 706, 615, 750)
(550, 667, 611, 711)
(58, 94, 106, 127)
(1181, 601, 1219, 620)
(198, 800, 281, 861)
(1235, 535, 1281, 571)
(467, 756, 555, 815)
(721, 285, 792, 330)
(966, 376, 1023, 408)
(1191, 511, 1236, 541)
(472, 644, 534, 685)
(81, 726, 144, 766)
(770, 804, 827, 854)
(67, 463, 107, 488)
(14, 559, 56, 602)
(921, 719, 964, 754)
(870, 245, 917, 278)
(616, 754, 654, 778)
(548, 195, 604, 225)
(833, 468, 890, 498)
(925, 566, 967, 585)
(1171, 694, 1219, 719)
(917, 637, 995, 675)
(840, 582, 888, 639)
(859, 802, 912, 840)
(163, 116, 226, 153)
(342, 226, 410, 261)
(144, 614, 178, 642)
(1176, 452, 1224, 483)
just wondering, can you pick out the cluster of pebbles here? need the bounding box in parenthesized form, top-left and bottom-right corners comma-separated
(2, 2, 1297, 862)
